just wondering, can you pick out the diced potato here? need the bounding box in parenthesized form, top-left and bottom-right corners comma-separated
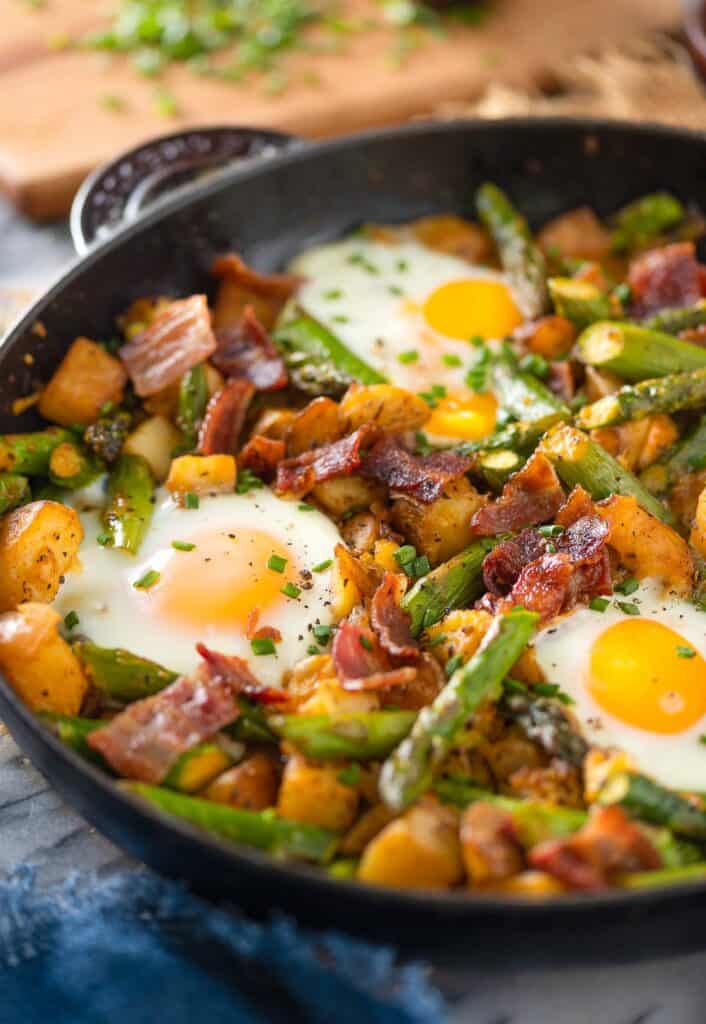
(596, 494, 693, 595)
(0, 501, 83, 612)
(38, 338, 127, 427)
(537, 206, 612, 261)
(204, 751, 279, 810)
(412, 214, 493, 263)
(340, 804, 395, 856)
(583, 746, 639, 803)
(250, 407, 297, 441)
(298, 677, 379, 716)
(330, 557, 361, 620)
(591, 415, 677, 475)
(165, 454, 236, 497)
(312, 476, 385, 518)
(286, 397, 342, 457)
(123, 415, 181, 482)
(0, 602, 87, 714)
(339, 384, 430, 434)
(277, 753, 359, 832)
(372, 538, 400, 573)
(670, 468, 706, 531)
(520, 315, 575, 360)
(692, 487, 706, 559)
(460, 802, 524, 885)
(637, 415, 678, 471)
(341, 512, 380, 555)
(426, 609, 492, 668)
(358, 797, 463, 889)
(331, 543, 383, 617)
(486, 871, 565, 896)
(391, 477, 484, 566)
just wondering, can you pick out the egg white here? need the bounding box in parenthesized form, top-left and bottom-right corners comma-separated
(54, 487, 342, 687)
(534, 578, 706, 790)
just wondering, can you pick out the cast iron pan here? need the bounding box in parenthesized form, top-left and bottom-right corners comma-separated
(2, 118, 706, 967)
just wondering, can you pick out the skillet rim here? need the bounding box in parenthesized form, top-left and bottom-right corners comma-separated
(2, 114, 706, 921)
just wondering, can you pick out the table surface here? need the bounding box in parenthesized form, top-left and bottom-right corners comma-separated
(1, 196, 705, 1024)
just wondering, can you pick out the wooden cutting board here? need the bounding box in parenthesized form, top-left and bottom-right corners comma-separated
(0, 0, 679, 220)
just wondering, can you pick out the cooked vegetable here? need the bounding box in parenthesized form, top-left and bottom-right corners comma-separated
(165, 453, 236, 497)
(599, 772, 706, 842)
(48, 442, 103, 490)
(640, 413, 706, 494)
(459, 419, 547, 459)
(204, 752, 279, 811)
(474, 449, 524, 490)
(548, 278, 617, 328)
(490, 346, 569, 428)
(391, 476, 484, 566)
(39, 337, 127, 427)
(103, 453, 154, 554)
(576, 322, 706, 382)
(0, 427, 73, 475)
(610, 192, 684, 253)
(176, 363, 209, 451)
(0, 473, 30, 515)
(73, 640, 178, 701)
(0, 500, 83, 611)
(277, 754, 359, 832)
(275, 312, 386, 393)
(642, 299, 706, 335)
(401, 538, 495, 635)
(621, 863, 706, 889)
(270, 711, 416, 760)
(339, 384, 429, 433)
(84, 409, 133, 464)
(576, 366, 706, 430)
(380, 606, 539, 812)
(0, 604, 87, 715)
(123, 415, 181, 482)
(476, 183, 548, 318)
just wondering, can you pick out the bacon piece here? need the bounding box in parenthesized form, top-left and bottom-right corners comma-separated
(239, 434, 285, 481)
(211, 253, 300, 332)
(555, 485, 596, 527)
(120, 295, 217, 397)
(212, 306, 288, 391)
(196, 644, 288, 704)
(482, 528, 548, 596)
(510, 552, 575, 622)
(370, 572, 418, 662)
(199, 378, 255, 455)
(529, 806, 661, 890)
(87, 671, 239, 783)
(472, 452, 564, 536)
(461, 802, 525, 883)
(342, 666, 418, 692)
(332, 618, 386, 683)
(276, 424, 379, 496)
(252, 626, 282, 644)
(362, 436, 472, 503)
(628, 242, 702, 319)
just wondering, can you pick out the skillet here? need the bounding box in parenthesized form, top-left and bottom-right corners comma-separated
(2, 117, 706, 966)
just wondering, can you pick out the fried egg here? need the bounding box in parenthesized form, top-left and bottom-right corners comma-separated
(534, 578, 706, 789)
(290, 237, 524, 443)
(53, 488, 341, 687)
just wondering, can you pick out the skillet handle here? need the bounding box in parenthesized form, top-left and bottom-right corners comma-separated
(70, 126, 299, 255)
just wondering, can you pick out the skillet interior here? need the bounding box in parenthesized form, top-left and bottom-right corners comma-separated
(2, 118, 706, 965)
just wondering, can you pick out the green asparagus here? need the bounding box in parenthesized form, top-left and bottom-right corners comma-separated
(127, 783, 338, 862)
(0, 427, 73, 475)
(102, 452, 154, 553)
(576, 366, 706, 430)
(269, 711, 416, 760)
(490, 346, 569, 429)
(476, 183, 549, 318)
(548, 277, 618, 328)
(379, 606, 539, 812)
(598, 772, 706, 842)
(474, 448, 524, 491)
(274, 311, 386, 395)
(176, 363, 208, 451)
(621, 863, 706, 889)
(73, 640, 178, 701)
(84, 409, 132, 464)
(457, 419, 547, 458)
(0, 473, 30, 514)
(640, 412, 706, 495)
(503, 692, 588, 766)
(642, 300, 706, 336)
(576, 322, 706, 381)
(610, 192, 684, 253)
(539, 423, 676, 525)
(401, 538, 496, 636)
(48, 441, 104, 490)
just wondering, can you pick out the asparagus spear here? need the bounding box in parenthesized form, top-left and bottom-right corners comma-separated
(474, 448, 524, 491)
(0, 473, 30, 514)
(642, 300, 706, 336)
(576, 322, 706, 382)
(621, 863, 706, 889)
(269, 710, 416, 760)
(401, 538, 496, 636)
(576, 366, 706, 430)
(503, 692, 588, 767)
(102, 452, 154, 554)
(48, 441, 104, 490)
(610, 192, 684, 253)
(126, 783, 338, 863)
(84, 409, 132, 464)
(598, 772, 706, 842)
(640, 412, 706, 495)
(176, 363, 208, 451)
(457, 419, 547, 458)
(274, 311, 386, 395)
(0, 427, 73, 475)
(476, 183, 548, 318)
(539, 424, 675, 525)
(379, 606, 539, 812)
(73, 640, 178, 701)
(490, 346, 569, 429)
(548, 278, 618, 329)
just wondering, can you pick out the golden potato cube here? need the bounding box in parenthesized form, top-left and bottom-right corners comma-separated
(312, 476, 385, 518)
(0, 602, 87, 714)
(0, 501, 83, 612)
(204, 752, 279, 811)
(38, 338, 127, 427)
(277, 754, 359, 832)
(391, 477, 484, 566)
(165, 454, 236, 497)
(358, 797, 463, 889)
(123, 415, 182, 482)
(339, 384, 430, 433)
(426, 609, 492, 668)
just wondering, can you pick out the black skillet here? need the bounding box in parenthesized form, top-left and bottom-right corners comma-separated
(2, 118, 706, 967)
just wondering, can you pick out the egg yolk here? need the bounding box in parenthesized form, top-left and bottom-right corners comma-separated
(589, 619, 706, 734)
(423, 278, 522, 340)
(424, 392, 497, 440)
(140, 529, 296, 628)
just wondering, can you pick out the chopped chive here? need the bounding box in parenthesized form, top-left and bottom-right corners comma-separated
(96, 532, 111, 547)
(388, 285, 404, 297)
(616, 600, 640, 616)
(613, 282, 632, 306)
(306, 644, 320, 656)
(172, 540, 195, 552)
(267, 554, 287, 573)
(398, 350, 419, 364)
(332, 314, 349, 324)
(323, 289, 343, 300)
(414, 431, 434, 456)
(63, 610, 79, 631)
(154, 87, 178, 118)
(251, 637, 276, 656)
(134, 569, 160, 590)
(533, 682, 574, 705)
(412, 555, 431, 578)
(677, 645, 697, 659)
(184, 492, 199, 509)
(396, 259, 409, 272)
(394, 544, 417, 567)
(503, 677, 528, 695)
(298, 503, 314, 511)
(519, 353, 549, 379)
(426, 632, 447, 648)
(445, 654, 464, 678)
(589, 597, 610, 612)
(359, 635, 373, 651)
(538, 524, 564, 538)
(441, 354, 462, 367)
(281, 582, 301, 599)
(100, 93, 126, 112)
(337, 763, 361, 787)
(313, 624, 333, 644)
(614, 576, 639, 596)
(699, 734, 706, 746)
(312, 559, 333, 573)
(236, 469, 264, 494)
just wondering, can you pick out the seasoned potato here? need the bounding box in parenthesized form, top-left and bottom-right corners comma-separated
(340, 804, 395, 856)
(123, 415, 181, 482)
(339, 384, 430, 434)
(690, 486, 706, 560)
(358, 796, 463, 889)
(285, 397, 341, 457)
(412, 214, 493, 263)
(298, 677, 379, 716)
(596, 494, 693, 595)
(591, 415, 677, 474)
(165, 454, 236, 497)
(0, 602, 87, 714)
(204, 752, 280, 810)
(537, 206, 612, 261)
(277, 753, 359, 832)
(426, 609, 492, 668)
(0, 501, 83, 612)
(39, 338, 127, 427)
(250, 407, 297, 441)
(312, 476, 385, 518)
(518, 315, 575, 360)
(460, 802, 524, 885)
(391, 477, 484, 566)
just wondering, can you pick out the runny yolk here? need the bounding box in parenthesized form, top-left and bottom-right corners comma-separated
(423, 278, 523, 340)
(140, 528, 295, 628)
(589, 619, 706, 734)
(424, 392, 497, 441)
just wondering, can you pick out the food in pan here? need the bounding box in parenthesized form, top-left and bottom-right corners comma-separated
(1, 185, 706, 895)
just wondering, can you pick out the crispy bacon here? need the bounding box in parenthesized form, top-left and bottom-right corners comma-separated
(628, 242, 702, 319)
(120, 295, 217, 397)
(86, 671, 239, 783)
(510, 552, 575, 622)
(239, 434, 285, 481)
(370, 573, 418, 662)
(472, 452, 564, 536)
(332, 618, 386, 682)
(529, 806, 661, 890)
(362, 436, 472, 503)
(343, 666, 418, 692)
(196, 643, 288, 704)
(483, 528, 548, 596)
(199, 378, 255, 456)
(212, 306, 288, 391)
(211, 253, 300, 331)
(555, 485, 596, 527)
(276, 424, 379, 496)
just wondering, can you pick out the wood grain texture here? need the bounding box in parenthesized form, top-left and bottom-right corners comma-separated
(0, 0, 679, 218)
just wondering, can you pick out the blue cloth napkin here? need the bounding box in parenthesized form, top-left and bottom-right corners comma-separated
(0, 865, 445, 1024)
